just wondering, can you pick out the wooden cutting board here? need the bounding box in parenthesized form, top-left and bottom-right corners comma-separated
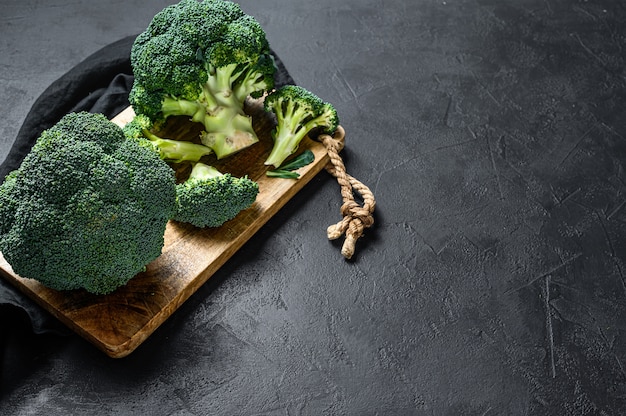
(0, 97, 331, 358)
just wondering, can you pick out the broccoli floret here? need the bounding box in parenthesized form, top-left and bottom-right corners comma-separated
(0, 112, 177, 295)
(173, 162, 258, 228)
(263, 85, 339, 168)
(123, 114, 213, 163)
(129, 0, 276, 160)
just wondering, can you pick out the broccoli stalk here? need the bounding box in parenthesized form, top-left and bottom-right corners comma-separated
(264, 85, 339, 168)
(123, 114, 212, 163)
(173, 162, 259, 228)
(142, 128, 213, 163)
(129, 0, 276, 159)
(186, 162, 221, 180)
(155, 64, 261, 158)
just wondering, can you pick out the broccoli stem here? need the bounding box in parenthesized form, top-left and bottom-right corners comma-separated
(194, 64, 259, 159)
(142, 128, 212, 163)
(162, 96, 205, 122)
(206, 63, 240, 105)
(189, 162, 222, 180)
(158, 64, 261, 160)
(233, 67, 264, 103)
(264, 103, 318, 168)
(199, 110, 257, 157)
(264, 129, 308, 168)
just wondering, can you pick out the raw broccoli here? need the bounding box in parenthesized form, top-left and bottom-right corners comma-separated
(173, 162, 258, 228)
(0, 112, 177, 294)
(129, 0, 276, 160)
(263, 85, 339, 168)
(123, 114, 213, 163)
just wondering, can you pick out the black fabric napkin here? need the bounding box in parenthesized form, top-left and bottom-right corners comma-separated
(0, 35, 294, 335)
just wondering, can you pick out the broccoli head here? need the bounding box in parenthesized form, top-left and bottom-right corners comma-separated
(0, 112, 177, 294)
(263, 85, 339, 168)
(123, 114, 213, 163)
(129, 0, 276, 159)
(173, 162, 258, 228)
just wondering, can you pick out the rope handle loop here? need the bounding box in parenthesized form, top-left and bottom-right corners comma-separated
(317, 126, 376, 259)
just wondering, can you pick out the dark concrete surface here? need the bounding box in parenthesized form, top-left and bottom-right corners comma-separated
(2, 0, 626, 414)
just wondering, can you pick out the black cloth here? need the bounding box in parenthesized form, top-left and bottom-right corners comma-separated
(0, 35, 294, 335)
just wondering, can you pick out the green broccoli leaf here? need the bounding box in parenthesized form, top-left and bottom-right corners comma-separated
(266, 150, 315, 179)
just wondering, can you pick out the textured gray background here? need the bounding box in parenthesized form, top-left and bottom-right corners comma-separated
(2, 0, 626, 415)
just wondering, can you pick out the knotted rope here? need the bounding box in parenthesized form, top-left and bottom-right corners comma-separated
(318, 126, 376, 259)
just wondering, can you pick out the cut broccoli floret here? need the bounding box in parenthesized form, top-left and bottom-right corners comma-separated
(0, 112, 177, 294)
(129, 0, 276, 159)
(123, 114, 213, 163)
(263, 85, 339, 168)
(173, 162, 258, 228)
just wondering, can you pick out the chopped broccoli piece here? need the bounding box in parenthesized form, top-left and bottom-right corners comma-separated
(173, 162, 258, 228)
(0, 112, 177, 294)
(129, 0, 276, 159)
(263, 85, 339, 168)
(123, 114, 213, 163)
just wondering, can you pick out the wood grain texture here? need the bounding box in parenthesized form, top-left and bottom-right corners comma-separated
(0, 97, 330, 358)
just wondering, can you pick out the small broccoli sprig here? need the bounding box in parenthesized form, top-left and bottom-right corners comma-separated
(263, 85, 339, 169)
(123, 114, 213, 163)
(0, 112, 176, 294)
(173, 162, 259, 228)
(129, 0, 276, 159)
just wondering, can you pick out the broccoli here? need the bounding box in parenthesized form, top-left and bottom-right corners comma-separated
(0, 112, 177, 294)
(263, 85, 339, 168)
(173, 162, 258, 228)
(129, 0, 276, 160)
(123, 114, 213, 163)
